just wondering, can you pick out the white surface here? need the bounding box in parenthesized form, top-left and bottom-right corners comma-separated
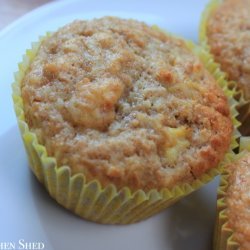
(0, 0, 219, 250)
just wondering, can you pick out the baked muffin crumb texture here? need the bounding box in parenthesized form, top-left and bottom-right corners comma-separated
(226, 153, 250, 250)
(206, 0, 250, 99)
(21, 17, 233, 191)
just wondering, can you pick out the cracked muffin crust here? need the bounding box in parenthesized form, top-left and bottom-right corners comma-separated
(224, 153, 250, 250)
(206, 0, 250, 100)
(21, 17, 233, 191)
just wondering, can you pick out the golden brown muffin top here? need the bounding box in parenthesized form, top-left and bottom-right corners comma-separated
(206, 0, 250, 99)
(226, 153, 250, 250)
(21, 17, 232, 191)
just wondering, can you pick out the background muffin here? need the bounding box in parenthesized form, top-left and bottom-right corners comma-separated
(200, 0, 250, 135)
(214, 148, 250, 250)
(14, 17, 236, 223)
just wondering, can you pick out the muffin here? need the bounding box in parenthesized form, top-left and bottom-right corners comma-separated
(13, 17, 237, 224)
(214, 148, 250, 250)
(200, 0, 250, 135)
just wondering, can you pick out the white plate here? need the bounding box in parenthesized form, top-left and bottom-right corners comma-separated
(0, 1, 219, 249)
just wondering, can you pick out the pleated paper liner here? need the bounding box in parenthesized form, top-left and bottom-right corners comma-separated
(214, 137, 250, 250)
(199, 0, 250, 136)
(12, 31, 240, 224)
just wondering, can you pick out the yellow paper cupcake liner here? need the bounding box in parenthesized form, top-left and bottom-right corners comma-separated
(214, 137, 250, 250)
(199, 0, 250, 136)
(12, 31, 240, 224)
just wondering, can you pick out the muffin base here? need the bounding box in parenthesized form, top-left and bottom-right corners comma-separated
(13, 31, 240, 224)
(214, 137, 250, 250)
(199, 0, 250, 136)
